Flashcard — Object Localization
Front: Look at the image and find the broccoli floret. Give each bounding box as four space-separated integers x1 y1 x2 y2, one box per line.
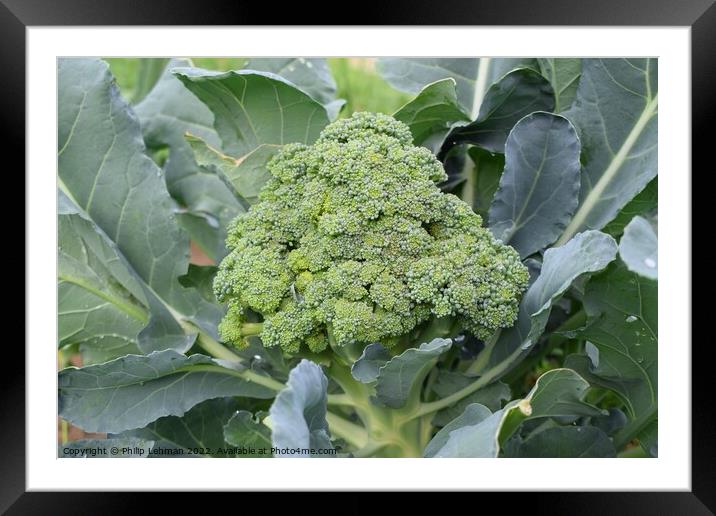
214 112 529 353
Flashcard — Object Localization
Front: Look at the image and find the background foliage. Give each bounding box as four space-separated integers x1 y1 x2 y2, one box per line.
58 57 657 459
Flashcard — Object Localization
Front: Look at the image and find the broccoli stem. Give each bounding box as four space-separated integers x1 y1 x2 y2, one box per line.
325 357 426 457
325 412 369 449
239 322 264 337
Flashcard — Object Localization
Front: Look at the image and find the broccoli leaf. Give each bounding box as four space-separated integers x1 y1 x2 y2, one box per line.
135 58 244 261
440 68 555 156
244 58 338 107
558 59 658 242
565 260 657 452
351 343 391 384
603 177 657 237
178 264 219 304
619 216 658 279
187 135 278 206
425 368 602 457
638 419 658 457
224 410 273 456
424 403 493 457
524 368 605 420
392 78 470 151
173 67 330 158
269 360 334 456
459 146 505 219
375 339 452 409
430 372 510 427
590 408 629 437
59 200 146 363
489 112 582 258
504 426 616 457
58 58 225 355
377 58 537 117
537 58 582 113
116 397 246 457
472 230 617 375
59 350 275 434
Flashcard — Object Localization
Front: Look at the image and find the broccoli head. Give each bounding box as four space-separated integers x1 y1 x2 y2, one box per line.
213 112 529 353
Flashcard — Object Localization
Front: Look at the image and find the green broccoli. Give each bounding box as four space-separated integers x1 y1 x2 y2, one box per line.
213 112 529 354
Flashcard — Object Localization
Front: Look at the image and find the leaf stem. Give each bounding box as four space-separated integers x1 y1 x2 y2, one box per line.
352 439 389 458
193 330 285 392
326 393 356 407
193 329 242 362
408 344 524 420
326 412 369 449
471 58 492 120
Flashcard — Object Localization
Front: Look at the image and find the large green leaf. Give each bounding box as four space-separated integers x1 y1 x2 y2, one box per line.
351 343 391 384
377 58 537 118
223 410 272 457
558 59 658 242
430 372 510 427
619 216 658 280
173 67 330 158
375 339 452 409
537 59 582 113
58 192 151 363
471 230 617 375
424 403 493 457
187 135 278 206
245 58 338 107
463 147 504 220
591 408 628 437
440 68 555 156
269 360 333 456
603 177 657 237
566 260 657 450
489 112 581 258
392 78 469 150
58 281 144 363
424 368 602 457
59 196 147 363
523 368 605 420
506 426 616 457
178 264 218 304
58 192 195 356
117 398 244 457
131 58 170 104
58 58 222 353
135 58 244 261
638 419 658 457
59 350 274 433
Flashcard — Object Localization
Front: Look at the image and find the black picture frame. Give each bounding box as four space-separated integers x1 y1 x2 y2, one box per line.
5 0 710 512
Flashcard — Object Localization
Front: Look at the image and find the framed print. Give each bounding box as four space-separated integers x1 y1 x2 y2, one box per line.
4 0 711 511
